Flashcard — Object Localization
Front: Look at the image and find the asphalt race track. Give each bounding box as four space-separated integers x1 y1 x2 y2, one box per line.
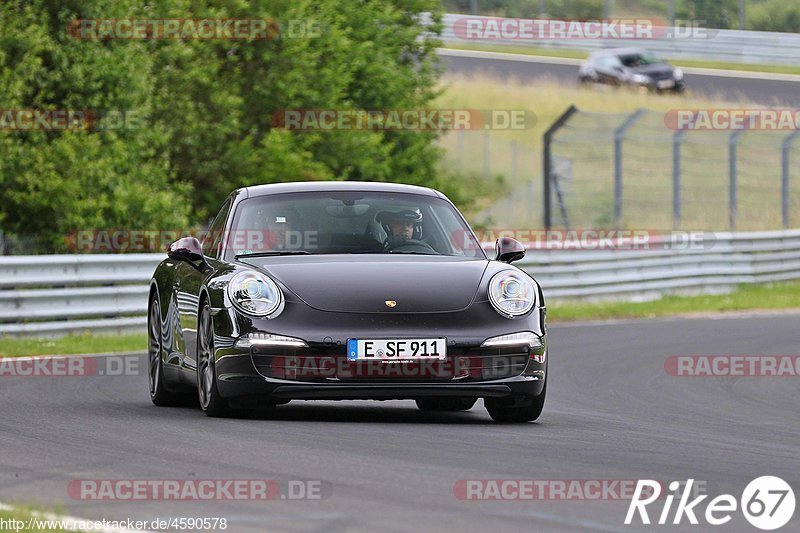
440 50 800 107
0 314 798 532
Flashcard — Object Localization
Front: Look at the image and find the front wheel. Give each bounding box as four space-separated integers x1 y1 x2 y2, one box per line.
415 398 477 412
197 303 233 417
485 382 546 423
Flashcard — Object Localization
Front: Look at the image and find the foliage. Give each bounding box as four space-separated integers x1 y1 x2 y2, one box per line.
0 0 448 252
442 0 604 18
748 0 800 32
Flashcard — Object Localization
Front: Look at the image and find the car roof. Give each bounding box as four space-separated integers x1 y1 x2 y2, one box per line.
240 181 440 198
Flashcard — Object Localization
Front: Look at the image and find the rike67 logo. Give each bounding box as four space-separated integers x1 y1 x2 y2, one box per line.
626 477 795 530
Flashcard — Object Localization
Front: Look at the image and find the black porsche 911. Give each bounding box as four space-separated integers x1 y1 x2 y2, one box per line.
579 47 685 93
148 182 547 422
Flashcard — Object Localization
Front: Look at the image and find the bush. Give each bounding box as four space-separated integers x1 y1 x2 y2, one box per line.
0 0 447 251
748 0 800 32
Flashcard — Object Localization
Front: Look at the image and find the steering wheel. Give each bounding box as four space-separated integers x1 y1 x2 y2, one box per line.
388 239 437 254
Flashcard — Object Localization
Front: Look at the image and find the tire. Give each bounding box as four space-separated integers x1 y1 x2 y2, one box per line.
485 382 547 423
148 296 189 406
197 302 234 417
415 398 477 412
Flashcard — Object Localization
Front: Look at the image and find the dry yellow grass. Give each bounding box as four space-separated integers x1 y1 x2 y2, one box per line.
438 75 800 230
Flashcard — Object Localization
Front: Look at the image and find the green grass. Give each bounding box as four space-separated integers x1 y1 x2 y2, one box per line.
0 332 146 357
0 506 81 532
550 280 800 321
439 73 800 230
446 42 587 60
444 43 800 76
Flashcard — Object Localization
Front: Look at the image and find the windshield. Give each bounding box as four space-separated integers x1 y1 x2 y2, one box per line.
222 191 485 260
619 51 662 67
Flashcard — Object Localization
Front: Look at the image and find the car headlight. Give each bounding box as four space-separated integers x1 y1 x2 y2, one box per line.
227 270 283 317
630 73 650 84
488 271 537 318
481 332 543 349
673 68 684 80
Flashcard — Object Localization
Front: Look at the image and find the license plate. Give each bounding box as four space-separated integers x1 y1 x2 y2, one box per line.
657 79 675 89
347 338 446 361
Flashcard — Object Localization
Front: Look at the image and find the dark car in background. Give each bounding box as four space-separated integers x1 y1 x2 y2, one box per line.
148 182 548 423
579 48 685 93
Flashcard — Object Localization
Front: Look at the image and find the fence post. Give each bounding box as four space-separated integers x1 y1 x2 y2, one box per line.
614 109 646 230
672 129 686 230
543 105 578 230
729 129 747 231
782 131 800 229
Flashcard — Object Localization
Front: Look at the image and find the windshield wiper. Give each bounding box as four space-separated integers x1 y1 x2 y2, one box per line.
235 250 312 258
388 250 436 255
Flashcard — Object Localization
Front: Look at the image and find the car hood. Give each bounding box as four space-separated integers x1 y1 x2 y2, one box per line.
238 255 489 313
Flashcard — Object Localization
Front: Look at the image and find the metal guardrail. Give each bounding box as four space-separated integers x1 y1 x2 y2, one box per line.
2 230 799 336
518 230 800 299
438 13 800 67
0 254 161 336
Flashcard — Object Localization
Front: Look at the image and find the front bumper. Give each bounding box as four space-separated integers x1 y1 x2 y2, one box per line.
210 300 547 402
645 78 684 92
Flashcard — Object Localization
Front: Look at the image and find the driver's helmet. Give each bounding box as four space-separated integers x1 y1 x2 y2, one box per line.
376 209 423 240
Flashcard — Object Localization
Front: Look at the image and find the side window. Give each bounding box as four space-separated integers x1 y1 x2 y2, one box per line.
598 56 613 69
202 199 232 259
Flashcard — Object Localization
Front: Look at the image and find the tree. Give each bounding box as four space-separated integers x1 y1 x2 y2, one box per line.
0 0 447 251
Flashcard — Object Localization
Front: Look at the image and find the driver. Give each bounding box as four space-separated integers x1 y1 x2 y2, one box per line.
377 209 423 250
263 213 292 251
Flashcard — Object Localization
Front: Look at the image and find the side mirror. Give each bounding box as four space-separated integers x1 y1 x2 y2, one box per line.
168 237 205 264
495 237 525 264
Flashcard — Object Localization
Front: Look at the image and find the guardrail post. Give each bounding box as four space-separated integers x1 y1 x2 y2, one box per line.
614 109 646 230
672 129 686 230
543 105 578 230
782 131 800 229
729 129 747 231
